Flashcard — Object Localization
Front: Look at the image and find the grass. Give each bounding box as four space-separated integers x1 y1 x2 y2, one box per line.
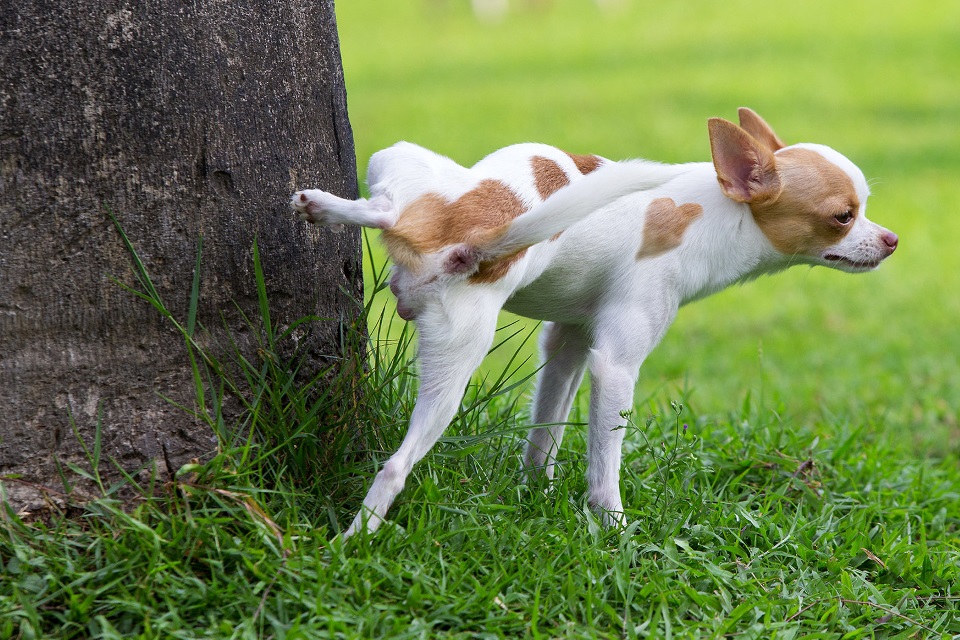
2 240 957 638
3 0 960 637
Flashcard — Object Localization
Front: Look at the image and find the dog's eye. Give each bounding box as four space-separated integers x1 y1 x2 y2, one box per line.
834 209 854 224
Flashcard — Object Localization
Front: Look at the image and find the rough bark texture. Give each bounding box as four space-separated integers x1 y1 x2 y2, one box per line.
0 0 361 508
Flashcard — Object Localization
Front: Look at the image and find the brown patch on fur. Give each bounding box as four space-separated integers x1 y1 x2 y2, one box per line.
566 152 603 175
531 156 570 199
750 148 859 256
382 179 528 281
471 248 528 283
636 198 703 260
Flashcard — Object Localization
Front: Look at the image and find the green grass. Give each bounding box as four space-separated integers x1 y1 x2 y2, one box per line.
3 0 960 637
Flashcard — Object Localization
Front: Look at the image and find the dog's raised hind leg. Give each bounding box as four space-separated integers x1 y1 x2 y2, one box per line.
343 296 501 539
291 190 397 229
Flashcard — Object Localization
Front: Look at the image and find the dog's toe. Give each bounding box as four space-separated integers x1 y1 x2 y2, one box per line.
291 189 331 224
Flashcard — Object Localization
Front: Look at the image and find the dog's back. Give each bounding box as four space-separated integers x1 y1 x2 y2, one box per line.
366 142 603 223
370 142 679 279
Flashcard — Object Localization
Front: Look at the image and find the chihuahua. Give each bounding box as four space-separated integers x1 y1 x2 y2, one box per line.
292 108 897 538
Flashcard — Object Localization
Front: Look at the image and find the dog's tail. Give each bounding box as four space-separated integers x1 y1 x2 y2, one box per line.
481 160 686 259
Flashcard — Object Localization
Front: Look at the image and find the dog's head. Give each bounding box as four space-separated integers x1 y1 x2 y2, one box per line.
708 108 898 272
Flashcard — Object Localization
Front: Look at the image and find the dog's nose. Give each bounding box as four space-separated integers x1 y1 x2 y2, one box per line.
881 230 899 252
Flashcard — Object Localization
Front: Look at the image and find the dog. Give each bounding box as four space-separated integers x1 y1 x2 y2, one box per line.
291 108 898 538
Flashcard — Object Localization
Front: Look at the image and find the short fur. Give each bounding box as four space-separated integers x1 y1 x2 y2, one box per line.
291 109 898 538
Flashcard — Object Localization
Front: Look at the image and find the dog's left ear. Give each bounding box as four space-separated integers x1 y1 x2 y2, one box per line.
737 108 786 152
708 117 783 205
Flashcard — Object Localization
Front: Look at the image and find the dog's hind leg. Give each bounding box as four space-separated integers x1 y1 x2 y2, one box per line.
522 322 590 482
343 293 502 539
291 190 397 229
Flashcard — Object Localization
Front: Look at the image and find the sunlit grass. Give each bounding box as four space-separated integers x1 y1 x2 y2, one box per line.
2 238 957 637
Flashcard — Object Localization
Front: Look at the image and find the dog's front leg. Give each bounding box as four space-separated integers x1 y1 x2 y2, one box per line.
586 306 676 527
344 301 500 539
523 322 590 482
584 345 639 526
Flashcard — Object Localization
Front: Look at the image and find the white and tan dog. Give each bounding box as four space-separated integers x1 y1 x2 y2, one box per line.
292 108 898 538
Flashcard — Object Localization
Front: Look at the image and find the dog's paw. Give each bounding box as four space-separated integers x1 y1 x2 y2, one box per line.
588 495 627 529
290 189 339 225
597 508 627 529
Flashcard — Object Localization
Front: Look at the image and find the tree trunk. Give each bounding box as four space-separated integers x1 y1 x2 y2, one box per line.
0 0 361 509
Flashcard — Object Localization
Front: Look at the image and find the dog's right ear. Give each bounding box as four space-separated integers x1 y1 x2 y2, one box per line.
708 118 783 205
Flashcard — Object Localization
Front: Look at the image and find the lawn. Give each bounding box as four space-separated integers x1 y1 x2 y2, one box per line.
2 0 959 637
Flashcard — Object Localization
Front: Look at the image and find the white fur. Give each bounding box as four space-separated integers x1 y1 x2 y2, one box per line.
291 112 897 538
485 157 688 258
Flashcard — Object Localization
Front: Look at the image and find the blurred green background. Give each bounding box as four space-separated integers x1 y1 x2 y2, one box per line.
336 0 960 457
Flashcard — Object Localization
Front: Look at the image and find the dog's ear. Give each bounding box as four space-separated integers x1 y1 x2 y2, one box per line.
737 108 785 152
708 117 783 204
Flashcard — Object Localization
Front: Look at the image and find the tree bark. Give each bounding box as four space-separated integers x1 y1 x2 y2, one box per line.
0 0 361 508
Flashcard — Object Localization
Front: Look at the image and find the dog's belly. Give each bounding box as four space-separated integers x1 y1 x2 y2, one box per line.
503 218 638 323
503 264 606 324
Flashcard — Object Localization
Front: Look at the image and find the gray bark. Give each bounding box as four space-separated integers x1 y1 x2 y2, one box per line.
0 0 361 508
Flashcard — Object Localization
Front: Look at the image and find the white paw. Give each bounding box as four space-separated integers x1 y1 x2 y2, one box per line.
597 508 627 529
589 496 627 528
290 189 338 225
342 507 385 540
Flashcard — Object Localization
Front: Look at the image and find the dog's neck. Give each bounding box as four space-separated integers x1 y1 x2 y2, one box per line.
657 162 795 305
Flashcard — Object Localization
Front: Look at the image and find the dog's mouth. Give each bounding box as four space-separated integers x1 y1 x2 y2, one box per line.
822 254 882 271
